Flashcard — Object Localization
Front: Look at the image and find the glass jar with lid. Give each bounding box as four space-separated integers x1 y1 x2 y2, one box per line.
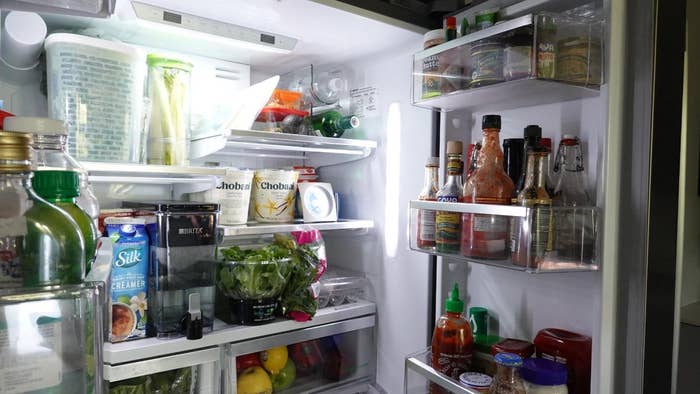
470 39 505 88
0 131 85 287
3 116 100 225
489 352 526 394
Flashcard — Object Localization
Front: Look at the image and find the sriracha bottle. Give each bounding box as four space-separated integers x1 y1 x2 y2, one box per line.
430 284 473 393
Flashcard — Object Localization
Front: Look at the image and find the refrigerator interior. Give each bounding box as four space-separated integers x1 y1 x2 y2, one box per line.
0 0 627 393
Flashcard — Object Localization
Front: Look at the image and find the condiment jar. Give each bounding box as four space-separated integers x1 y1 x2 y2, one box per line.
533 328 591 394
504 29 533 80
492 338 535 360
460 372 493 393
520 358 568 394
470 39 505 88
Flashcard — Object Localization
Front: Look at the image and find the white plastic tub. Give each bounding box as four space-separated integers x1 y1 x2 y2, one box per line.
251 169 298 223
189 168 254 225
45 33 145 163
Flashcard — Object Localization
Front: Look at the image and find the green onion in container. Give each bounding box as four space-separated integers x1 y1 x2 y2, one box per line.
146 55 192 166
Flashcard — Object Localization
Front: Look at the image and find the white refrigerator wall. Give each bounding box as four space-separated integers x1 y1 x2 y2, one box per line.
317 41 432 394
438 95 607 391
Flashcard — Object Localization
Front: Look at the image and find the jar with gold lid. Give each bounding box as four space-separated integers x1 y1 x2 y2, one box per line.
0 131 85 288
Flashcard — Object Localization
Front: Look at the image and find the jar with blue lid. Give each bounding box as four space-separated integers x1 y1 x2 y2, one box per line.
520 358 568 394
490 352 526 394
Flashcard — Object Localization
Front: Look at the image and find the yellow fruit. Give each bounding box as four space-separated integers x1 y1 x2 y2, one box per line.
237 366 272 394
260 346 289 374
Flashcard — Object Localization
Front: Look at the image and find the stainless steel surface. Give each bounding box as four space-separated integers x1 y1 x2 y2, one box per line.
219 219 374 237
413 78 600 112
227 315 375 355
102 347 220 382
404 351 480 394
410 200 528 217
414 14 534 61
104 300 376 364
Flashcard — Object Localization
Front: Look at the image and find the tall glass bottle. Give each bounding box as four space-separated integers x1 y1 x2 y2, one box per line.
417 157 440 249
489 353 527 394
461 115 514 259
502 138 524 185
540 137 555 195
552 135 590 205
512 146 552 268
514 125 542 196
0 131 85 288
33 170 99 274
551 135 595 261
436 141 463 253
3 117 100 226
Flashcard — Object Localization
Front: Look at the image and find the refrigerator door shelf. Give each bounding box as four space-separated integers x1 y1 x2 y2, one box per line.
405 348 481 394
409 200 599 273
103 300 376 365
412 12 604 112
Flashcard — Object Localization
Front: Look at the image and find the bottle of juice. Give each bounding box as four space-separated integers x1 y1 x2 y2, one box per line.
435 141 463 253
461 115 514 259
33 170 99 274
431 284 473 393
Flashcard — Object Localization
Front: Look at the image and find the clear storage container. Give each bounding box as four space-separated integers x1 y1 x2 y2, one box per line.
145 54 193 166
45 33 145 163
317 270 370 308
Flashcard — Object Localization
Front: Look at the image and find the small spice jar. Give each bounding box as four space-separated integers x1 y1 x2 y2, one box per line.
520 358 569 394
556 36 602 85
504 28 534 80
421 29 445 99
470 38 505 88
459 372 493 393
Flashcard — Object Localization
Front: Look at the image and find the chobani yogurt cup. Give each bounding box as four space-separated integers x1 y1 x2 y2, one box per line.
251 169 299 222
189 168 254 225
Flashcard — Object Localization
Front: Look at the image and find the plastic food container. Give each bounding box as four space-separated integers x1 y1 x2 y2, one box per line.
520 358 569 394
216 258 290 325
189 168 254 225
534 328 591 394
146 54 193 165
45 33 145 163
317 271 369 308
251 169 299 222
459 372 493 393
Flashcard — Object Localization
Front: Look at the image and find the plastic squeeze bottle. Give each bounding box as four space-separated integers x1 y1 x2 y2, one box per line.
430 284 473 393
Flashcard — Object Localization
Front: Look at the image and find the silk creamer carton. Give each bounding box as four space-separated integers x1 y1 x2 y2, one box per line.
105 217 149 342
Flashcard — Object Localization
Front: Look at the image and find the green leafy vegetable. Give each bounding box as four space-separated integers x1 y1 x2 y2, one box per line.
217 245 292 299
280 244 320 318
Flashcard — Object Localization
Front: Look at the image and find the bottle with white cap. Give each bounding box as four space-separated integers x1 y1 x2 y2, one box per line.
3 117 100 226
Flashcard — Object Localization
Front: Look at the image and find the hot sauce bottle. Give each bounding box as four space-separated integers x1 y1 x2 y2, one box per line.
431 284 473 394
461 115 515 259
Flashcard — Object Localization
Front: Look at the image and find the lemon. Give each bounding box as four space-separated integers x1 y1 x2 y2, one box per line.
237 366 272 394
260 346 288 374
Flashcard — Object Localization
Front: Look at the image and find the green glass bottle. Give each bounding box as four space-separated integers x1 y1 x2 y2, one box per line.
33 170 99 274
310 111 360 138
0 132 85 288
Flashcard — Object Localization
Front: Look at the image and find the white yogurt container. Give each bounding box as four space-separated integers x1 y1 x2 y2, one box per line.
251 169 298 223
189 168 254 225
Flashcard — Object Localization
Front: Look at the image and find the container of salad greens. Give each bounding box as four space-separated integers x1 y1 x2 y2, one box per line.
216 244 292 325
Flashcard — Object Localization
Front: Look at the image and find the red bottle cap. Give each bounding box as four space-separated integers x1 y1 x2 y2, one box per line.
446 16 457 27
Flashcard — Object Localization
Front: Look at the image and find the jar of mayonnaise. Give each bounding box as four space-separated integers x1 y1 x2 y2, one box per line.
520 358 568 394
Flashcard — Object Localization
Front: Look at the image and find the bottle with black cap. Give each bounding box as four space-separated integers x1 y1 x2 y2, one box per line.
461 114 514 260
514 125 542 196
